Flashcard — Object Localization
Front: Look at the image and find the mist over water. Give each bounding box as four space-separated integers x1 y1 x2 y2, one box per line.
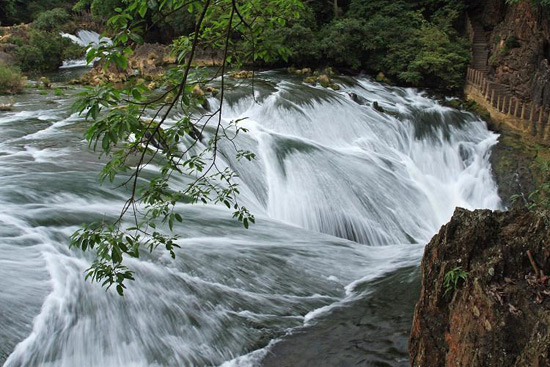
0 72 500 367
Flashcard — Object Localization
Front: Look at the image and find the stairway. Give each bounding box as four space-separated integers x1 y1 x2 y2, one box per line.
470 22 489 73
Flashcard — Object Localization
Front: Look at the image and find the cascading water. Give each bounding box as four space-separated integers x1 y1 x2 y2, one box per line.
60 30 111 68
0 72 501 367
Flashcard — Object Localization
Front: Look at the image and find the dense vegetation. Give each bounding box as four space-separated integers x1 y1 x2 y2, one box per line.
282 0 471 89
0 63 24 94
0 0 474 89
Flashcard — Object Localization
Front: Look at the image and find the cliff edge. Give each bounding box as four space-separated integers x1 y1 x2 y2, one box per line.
409 208 550 367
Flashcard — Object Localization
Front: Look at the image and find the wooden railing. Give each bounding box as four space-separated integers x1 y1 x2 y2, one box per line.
466 67 550 141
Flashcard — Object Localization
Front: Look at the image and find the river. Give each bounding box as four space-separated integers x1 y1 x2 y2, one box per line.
0 69 501 366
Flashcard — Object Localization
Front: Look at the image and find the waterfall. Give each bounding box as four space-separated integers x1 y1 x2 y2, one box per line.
60 30 112 69
0 72 501 367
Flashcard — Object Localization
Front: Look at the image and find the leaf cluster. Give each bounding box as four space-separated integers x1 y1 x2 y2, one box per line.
443 266 469 295
70 0 301 294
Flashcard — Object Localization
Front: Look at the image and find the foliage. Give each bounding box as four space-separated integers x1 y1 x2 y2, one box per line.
443 266 469 295
402 22 470 89
15 29 85 72
511 160 550 210
33 8 70 31
73 0 124 19
506 0 550 8
277 0 470 89
70 0 303 295
318 17 368 69
0 63 25 94
1 0 75 24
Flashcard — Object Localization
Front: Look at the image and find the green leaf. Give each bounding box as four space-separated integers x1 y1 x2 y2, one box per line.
138 2 148 17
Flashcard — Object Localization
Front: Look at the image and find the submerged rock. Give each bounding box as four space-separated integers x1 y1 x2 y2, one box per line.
373 101 384 113
410 208 550 367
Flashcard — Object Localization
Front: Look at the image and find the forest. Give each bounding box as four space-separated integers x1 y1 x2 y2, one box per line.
1 0 472 89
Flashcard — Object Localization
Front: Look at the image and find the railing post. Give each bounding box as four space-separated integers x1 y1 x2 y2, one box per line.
497 93 501 111
538 107 545 139
521 102 527 120
491 89 496 106
514 98 520 117
530 104 536 122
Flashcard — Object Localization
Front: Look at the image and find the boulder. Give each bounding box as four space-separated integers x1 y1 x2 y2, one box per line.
410 208 550 367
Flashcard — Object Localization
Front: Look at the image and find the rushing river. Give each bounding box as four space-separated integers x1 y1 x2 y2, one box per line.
0 70 501 367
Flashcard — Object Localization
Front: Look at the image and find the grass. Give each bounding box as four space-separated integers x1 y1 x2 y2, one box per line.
0 64 25 95
443 266 469 295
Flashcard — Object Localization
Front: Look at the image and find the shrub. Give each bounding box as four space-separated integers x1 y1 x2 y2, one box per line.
33 8 69 31
0 64 25 94
73 0 124 19
15 30 85 72
319 18 368 69
402 23 470 90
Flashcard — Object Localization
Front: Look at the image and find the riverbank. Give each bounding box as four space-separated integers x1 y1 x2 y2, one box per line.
464 82 550 209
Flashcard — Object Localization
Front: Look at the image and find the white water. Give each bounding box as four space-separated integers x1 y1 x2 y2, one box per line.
60 30 111 48
0 73 501 366
60 30 111 69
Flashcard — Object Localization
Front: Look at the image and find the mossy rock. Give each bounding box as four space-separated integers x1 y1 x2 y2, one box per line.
304 76 317 85
318 74 330 88
376 72 391 84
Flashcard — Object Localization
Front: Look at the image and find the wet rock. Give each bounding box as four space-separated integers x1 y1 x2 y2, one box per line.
348 92 368 105
0 98 14 111
410 208 550 367
304 76 317 85
318 74 330 88
230 70 254 79
288 67 312 75
192 84 205 97
373 101 385 113
205 86 219 97
376 72 391 84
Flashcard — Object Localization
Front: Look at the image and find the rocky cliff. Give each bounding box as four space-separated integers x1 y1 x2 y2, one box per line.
409 208 550 367
468 0 550 106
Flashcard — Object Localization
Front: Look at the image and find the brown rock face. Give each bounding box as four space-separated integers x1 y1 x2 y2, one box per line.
471 0 550 105
410 208 550 367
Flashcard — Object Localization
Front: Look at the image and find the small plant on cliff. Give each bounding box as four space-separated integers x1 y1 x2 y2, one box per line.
511 160 550 210
443 266 469 295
